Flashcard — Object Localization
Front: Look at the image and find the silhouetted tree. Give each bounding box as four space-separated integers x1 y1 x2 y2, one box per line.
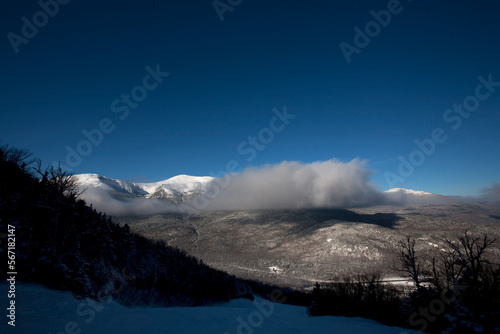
398 236 424 291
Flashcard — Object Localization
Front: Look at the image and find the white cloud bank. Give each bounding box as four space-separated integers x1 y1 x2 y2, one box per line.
76 160 499 216
77 159 388 215
77 186 184 216
194 159 386 211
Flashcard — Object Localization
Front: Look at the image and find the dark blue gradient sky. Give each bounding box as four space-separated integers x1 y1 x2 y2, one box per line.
1 0 499 196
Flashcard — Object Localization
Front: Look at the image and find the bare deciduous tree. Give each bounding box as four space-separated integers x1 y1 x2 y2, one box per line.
398 236 423 290
446 231 496 285
32 160 85 199
0 144 36 170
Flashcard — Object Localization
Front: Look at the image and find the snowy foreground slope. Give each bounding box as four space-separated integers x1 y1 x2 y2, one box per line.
5 283 417 334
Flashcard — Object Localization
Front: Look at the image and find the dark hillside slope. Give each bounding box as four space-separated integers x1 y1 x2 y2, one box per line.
0 146 248 306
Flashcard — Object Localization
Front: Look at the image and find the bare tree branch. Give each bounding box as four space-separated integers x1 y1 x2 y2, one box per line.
398 236 423 290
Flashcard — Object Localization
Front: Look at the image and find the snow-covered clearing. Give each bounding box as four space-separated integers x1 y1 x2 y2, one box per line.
3 283 417 334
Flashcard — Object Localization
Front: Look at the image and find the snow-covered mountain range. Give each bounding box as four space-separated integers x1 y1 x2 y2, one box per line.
73 173 442 215
75 173 438 202
74 173 215 204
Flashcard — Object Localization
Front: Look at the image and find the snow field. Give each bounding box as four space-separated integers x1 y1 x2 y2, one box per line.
2 283 419 334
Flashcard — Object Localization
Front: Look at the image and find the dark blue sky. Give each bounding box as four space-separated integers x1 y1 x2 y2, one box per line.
1 0 499 196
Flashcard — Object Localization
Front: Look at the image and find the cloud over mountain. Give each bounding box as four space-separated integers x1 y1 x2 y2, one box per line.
76 159 470 216
199 159 386 211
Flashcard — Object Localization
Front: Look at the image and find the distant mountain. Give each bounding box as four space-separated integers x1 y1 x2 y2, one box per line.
79 175 443 203
143 175 215 203
75 174 455 216
385 188 436 197
74 173 214 205
384 187 448 206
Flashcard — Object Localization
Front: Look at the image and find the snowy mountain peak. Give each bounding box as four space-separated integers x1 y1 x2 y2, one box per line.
135 174 214 195
159 174 215 190
74 173 215 206
385 188 434 196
